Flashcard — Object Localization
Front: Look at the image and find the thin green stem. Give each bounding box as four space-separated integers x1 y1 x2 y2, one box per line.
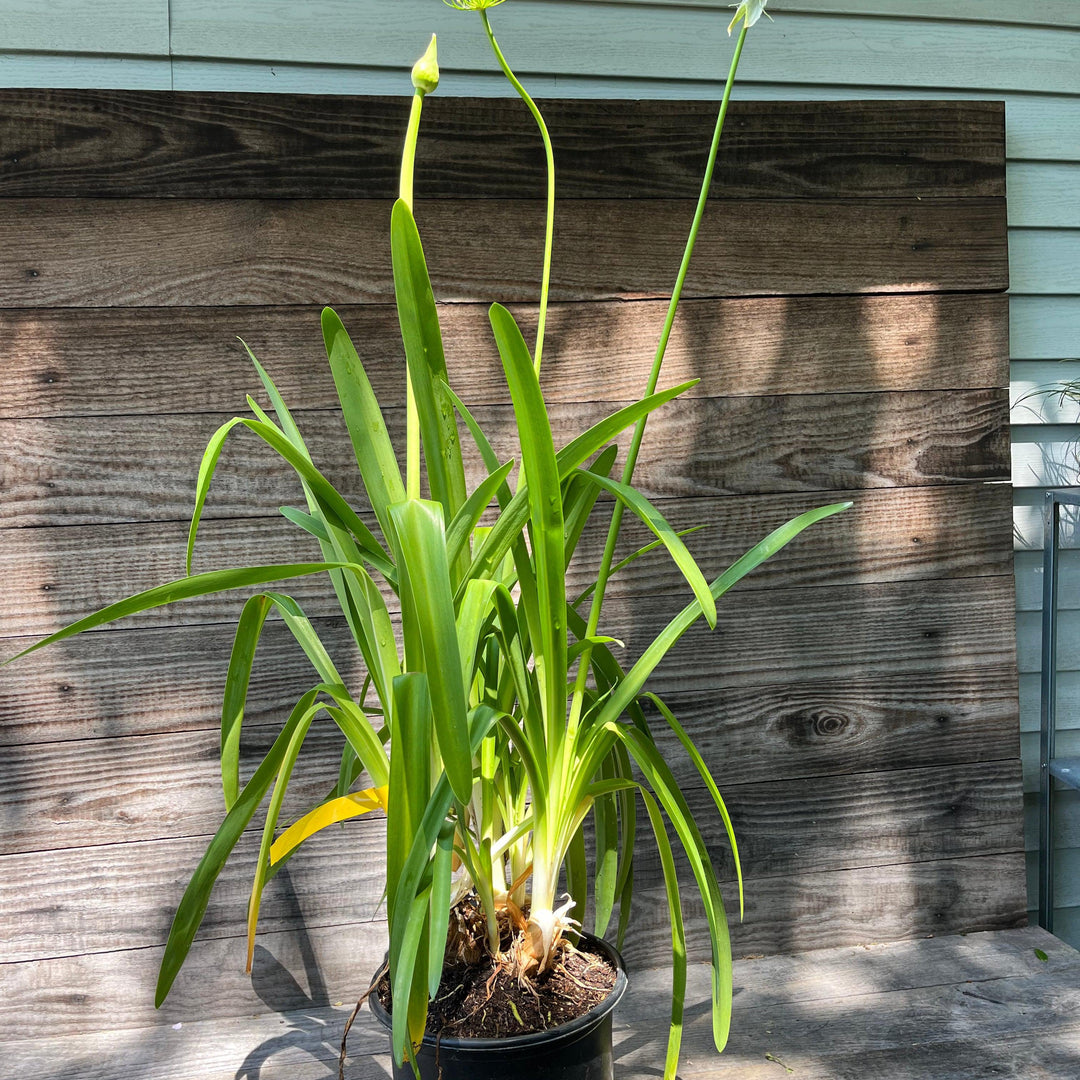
566 26 750 743
400 90 424 499
481 10 555 376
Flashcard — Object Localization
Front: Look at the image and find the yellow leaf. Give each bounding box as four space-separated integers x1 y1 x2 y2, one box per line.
269 786 389 866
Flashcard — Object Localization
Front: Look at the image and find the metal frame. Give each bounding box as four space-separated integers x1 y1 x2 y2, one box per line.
1039 489 1080 931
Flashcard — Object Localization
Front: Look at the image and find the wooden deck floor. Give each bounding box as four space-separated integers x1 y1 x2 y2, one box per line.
10 927 1078 1080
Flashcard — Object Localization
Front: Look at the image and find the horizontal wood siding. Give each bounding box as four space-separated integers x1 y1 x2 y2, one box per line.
0 92 1019 1051
162 4 1079 96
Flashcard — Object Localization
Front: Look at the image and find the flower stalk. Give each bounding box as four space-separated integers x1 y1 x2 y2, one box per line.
477 7 555 375
567 23 751 749
401 34 440 499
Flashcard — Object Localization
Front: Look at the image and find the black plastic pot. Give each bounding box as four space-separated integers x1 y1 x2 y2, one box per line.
368 934 628 1080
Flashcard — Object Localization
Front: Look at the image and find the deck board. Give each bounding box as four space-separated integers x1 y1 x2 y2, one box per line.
7 929 1076 1079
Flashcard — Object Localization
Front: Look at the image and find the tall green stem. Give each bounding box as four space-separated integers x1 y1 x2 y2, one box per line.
400 90 424 499
567 26 750 742
481 10 555 376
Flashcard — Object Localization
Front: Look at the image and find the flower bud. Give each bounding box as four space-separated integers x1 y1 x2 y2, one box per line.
411 34 440 96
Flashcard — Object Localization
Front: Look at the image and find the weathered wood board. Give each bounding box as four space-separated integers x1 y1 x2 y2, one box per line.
6 929 1075 1077
0 93 1018 1044
0 389 1009 523
0 196 1007 307
0 484 1014 639
0 94 1006 200
1 294 1008 419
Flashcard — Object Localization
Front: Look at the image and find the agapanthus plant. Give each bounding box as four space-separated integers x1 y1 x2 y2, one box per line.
8 1 848 1076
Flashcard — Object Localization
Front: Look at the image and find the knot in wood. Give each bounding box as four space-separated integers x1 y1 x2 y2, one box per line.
776 708 853 745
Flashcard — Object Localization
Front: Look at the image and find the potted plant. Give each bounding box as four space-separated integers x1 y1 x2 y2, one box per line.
8 1 848 1077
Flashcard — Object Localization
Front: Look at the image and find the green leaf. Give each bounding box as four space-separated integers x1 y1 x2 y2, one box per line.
156 687 323 1006
279 505 331 545
243 341 312 456
640 788 686 1080
611 723 732 1053
388 672 432 930
573 526 707 607
463 381 696 595
646 691 743 918
1035 948 1050 962
334 559 402 737
5 562 360 664
321 307 406 542
489 302 566 748
221 594 274 810
387 707 497 1062
445 384 509 500
186 416 246 576
612 739 637 935
222 591 365 817
390 500 474 805
246 700 318 971
594 502 852 731
261 592 343 686
578 470 716 628
391 883 432 1063
565 603 650 737
428 817 456 998
239 417 396 582
390 201 468 529
323 698 390 790
563 444 618 568
456 577 501 692
445 458 515 571
565 823 588 932
592 753 620 937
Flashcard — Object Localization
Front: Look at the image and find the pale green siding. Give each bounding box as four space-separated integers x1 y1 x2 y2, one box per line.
2 0 1078 941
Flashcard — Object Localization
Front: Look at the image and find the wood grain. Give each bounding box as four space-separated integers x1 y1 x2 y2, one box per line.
0 825 382 963
624 854 1028 965
622 0 1080 28
0 485 1014 637
7 929 1077 1078
0 389 1009 526
0 702 1020 859
0 292 1009 420
0 857 1029 1040
5 928 1077 1078
0 722 352 855
0 618 364 746
642 670 1021 786
0 915 390 1038
0 756 1022 960
0 197 1008 308
0 574 1018 746
0 92 1021 1053
685 758 1025 883
0 93 1005 199
0 659 1021 791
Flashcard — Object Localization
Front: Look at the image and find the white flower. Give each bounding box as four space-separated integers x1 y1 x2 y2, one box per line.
728 0 770 35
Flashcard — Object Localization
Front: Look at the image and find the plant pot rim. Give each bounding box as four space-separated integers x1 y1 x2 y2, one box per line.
368 932 628 1054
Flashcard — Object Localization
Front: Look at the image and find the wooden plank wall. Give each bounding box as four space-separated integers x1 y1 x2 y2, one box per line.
0 93 1021 1041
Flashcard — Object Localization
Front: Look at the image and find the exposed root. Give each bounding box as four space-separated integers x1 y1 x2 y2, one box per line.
374 903 617 1042
517 895 580 979
339 964 383 1080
